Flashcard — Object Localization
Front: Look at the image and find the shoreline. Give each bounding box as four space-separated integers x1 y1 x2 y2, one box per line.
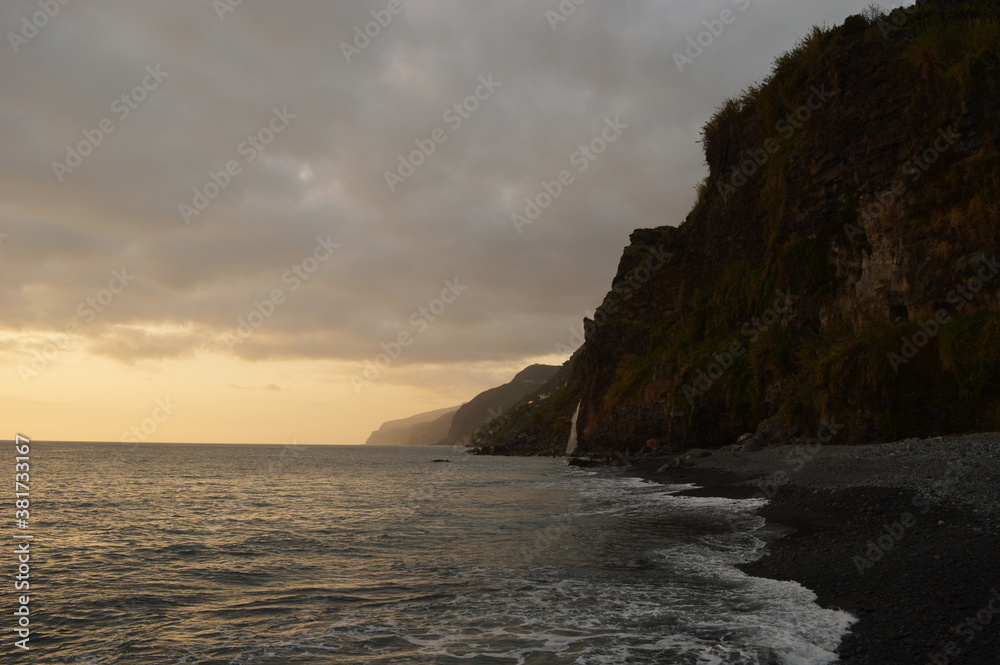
617 434 1000 664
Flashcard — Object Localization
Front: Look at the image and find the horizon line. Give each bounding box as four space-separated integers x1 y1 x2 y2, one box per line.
3 439 364 447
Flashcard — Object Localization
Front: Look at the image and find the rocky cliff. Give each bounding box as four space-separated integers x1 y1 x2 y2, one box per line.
482 1 1000 456
364 406 458 446
365 364 560 448
437 364 559 445
404 410 457 446
470 358 579 455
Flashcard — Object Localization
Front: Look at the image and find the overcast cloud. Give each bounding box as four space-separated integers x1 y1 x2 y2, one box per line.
2 0 897 405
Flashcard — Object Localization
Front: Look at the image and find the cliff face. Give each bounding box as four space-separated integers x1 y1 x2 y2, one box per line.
364 406 458 446
471 358 580 455
439 364 559 445
405 411 456 446
487 2 1000 455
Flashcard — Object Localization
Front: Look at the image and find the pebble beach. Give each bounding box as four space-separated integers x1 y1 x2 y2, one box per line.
628 433 1000 664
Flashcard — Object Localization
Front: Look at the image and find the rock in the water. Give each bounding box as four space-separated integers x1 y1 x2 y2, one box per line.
431 459 452 463
568 457 607 468
686 449 712 459
740 437 764 453
658 458 684 472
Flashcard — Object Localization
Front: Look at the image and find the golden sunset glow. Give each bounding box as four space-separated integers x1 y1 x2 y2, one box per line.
1 0 891 444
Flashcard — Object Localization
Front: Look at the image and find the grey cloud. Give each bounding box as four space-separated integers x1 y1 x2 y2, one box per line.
1 0 898 369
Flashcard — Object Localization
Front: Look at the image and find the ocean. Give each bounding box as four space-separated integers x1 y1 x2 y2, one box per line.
4 442 854 664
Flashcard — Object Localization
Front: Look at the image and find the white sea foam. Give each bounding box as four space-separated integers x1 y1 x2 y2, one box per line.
296 470 855 664
605 477 854 665
31 444 856 665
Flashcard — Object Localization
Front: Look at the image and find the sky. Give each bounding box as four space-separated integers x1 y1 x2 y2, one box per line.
0 0 901 445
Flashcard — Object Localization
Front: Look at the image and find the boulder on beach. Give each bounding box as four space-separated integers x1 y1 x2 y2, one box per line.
568 458 607 468
657 458 684 472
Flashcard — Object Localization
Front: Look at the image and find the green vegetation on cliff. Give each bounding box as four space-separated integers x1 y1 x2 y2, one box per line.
482 0 1000 455
471 358 580 455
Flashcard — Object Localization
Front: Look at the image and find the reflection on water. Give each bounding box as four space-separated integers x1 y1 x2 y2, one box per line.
1 442 851 664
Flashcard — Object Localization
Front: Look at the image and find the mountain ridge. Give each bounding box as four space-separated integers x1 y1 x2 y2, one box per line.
364 363 560 447
364 406 459 446
437 364 560 446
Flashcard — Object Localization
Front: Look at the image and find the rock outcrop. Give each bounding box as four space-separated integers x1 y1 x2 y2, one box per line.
437 364 559 445
365 364 560 448
482 2 1000 456
364 406 459 446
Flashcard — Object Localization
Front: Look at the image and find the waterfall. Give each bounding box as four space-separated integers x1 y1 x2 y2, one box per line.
565 402 581 455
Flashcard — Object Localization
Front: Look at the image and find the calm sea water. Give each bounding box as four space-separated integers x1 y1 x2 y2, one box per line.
2 443 853 664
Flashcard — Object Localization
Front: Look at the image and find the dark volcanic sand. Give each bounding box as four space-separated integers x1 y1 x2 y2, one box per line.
618 444 1000 665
